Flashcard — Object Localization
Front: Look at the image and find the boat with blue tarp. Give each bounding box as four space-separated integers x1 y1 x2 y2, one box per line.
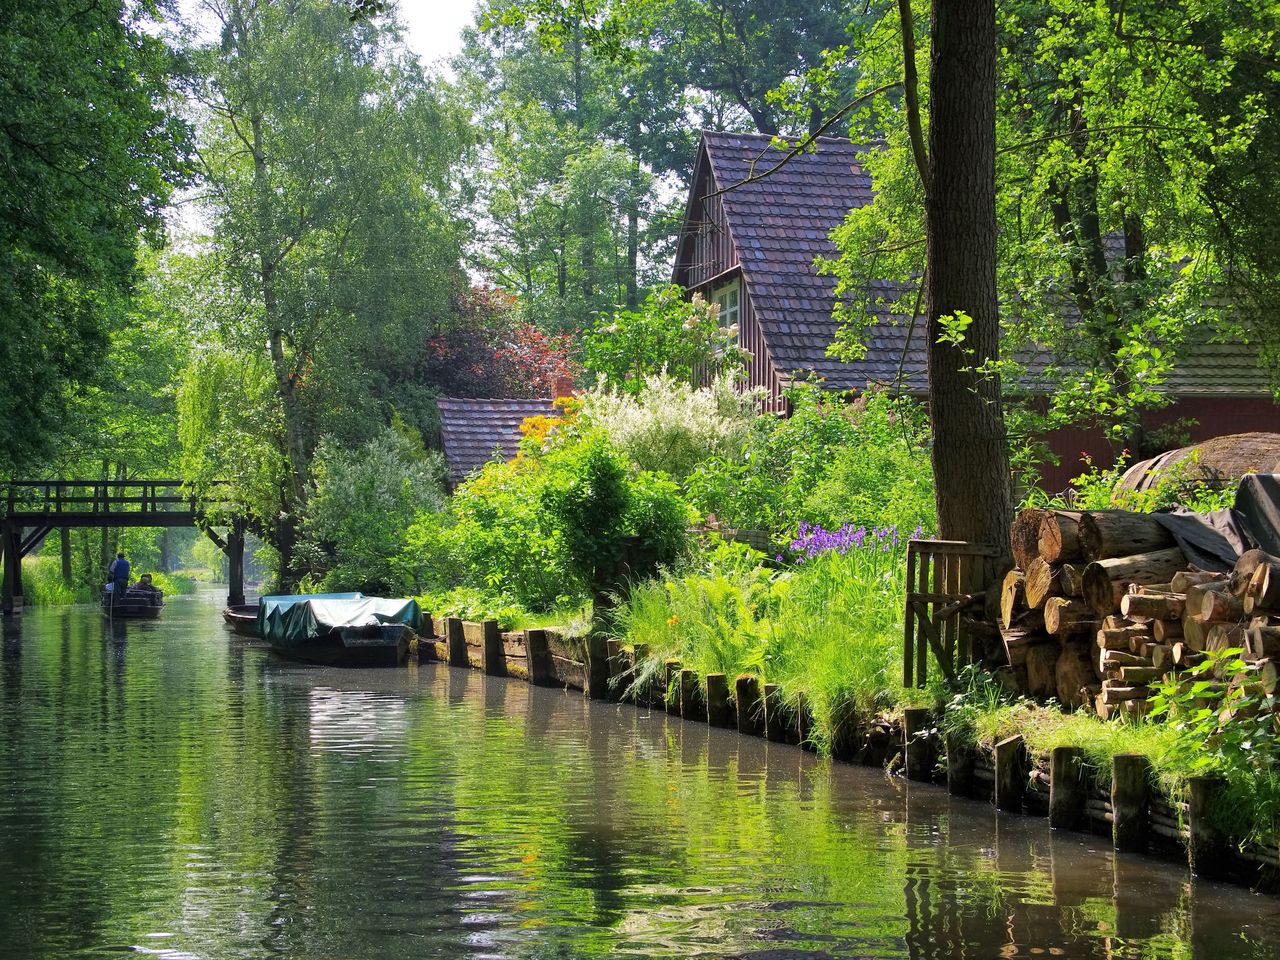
257 593 421 665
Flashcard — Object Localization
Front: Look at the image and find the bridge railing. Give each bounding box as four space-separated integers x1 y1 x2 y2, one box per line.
4 480 230 517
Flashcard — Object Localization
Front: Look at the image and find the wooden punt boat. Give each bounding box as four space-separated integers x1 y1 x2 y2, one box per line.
259 594 422 667
222 603 260 637
272 622 417 666
101 588 164 619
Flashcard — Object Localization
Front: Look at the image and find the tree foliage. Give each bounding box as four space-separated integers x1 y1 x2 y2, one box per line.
822 0 1280 455
0 0 189 474
582 285 743 391
455 12 685 330
418 286 579 399
300 427 447 593
183 0 469 581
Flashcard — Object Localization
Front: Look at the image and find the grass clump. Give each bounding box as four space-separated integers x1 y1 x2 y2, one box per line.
613 530 914 752
21 555 91 605
942 667 1187 787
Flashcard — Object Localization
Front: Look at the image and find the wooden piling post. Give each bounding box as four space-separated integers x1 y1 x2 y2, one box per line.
764 683 787 742
526 629 552 685
735 675 764 737
904 708 933 782
586 634 610 700
617 643 636 703
664 659 682 715
994 735 1027 812
1188 776 1230 880
945 732 974 796
1111 753 1152 852
446 617 468 668
226 517 246 607
705 673 731 727
796 694 816 750
679 669 705 721
481 619 504 676
1048 746 1086 831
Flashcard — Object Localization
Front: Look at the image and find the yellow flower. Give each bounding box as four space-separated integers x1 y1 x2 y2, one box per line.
666 615 679 627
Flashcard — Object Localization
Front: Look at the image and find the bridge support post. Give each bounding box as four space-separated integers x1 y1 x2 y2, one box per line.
227 518 246 608
2 522 23 615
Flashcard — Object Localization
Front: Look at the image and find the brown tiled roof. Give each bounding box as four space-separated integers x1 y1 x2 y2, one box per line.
436 398 555 484
699 131 915 391
697 130 1273 398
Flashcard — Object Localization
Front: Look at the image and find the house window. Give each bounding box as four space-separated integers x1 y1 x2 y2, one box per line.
713 280 740 332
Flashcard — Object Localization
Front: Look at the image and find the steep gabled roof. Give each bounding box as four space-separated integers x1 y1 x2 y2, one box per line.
682 130 1272 398
684 131 920 392
436 398 555 484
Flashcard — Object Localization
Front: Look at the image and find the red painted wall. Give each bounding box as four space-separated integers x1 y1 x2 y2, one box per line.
1036 396 1280 493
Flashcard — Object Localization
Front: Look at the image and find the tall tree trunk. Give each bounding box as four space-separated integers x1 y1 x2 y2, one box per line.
925 0 1013 557
226 0 306 589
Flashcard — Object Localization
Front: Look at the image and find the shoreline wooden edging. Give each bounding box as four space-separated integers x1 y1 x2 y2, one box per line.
416 618 1278 895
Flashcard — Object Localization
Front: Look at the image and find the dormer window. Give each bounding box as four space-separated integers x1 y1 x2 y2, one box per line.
714 280 740 332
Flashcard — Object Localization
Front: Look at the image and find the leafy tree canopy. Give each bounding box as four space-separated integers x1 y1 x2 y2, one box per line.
0 0 190 474
815 0 1280 454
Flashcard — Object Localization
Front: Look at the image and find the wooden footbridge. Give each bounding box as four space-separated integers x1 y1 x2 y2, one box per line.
2 479 247 613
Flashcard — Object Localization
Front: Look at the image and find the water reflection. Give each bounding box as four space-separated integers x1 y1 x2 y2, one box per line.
1 593 1279 958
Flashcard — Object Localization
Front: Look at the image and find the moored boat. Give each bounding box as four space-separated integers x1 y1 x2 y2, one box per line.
222 603 260 637
258 594 421 666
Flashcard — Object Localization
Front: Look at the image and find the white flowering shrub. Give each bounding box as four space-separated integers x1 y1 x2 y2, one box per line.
579 372 763 481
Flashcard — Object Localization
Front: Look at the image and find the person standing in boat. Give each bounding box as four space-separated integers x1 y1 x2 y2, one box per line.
108 552 130 594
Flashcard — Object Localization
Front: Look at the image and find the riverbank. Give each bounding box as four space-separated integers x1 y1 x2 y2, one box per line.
19 554 198 605
418 612 1280 894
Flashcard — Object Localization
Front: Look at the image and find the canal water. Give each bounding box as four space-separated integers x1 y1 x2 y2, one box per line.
2 592 1279 959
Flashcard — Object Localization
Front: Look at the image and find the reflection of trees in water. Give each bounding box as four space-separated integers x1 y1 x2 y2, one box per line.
3 605 1280 959
259 681 475 957
895 807 1251 960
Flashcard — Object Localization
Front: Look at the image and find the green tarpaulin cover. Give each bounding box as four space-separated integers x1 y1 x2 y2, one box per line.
258 594 422 650
257 592 363 638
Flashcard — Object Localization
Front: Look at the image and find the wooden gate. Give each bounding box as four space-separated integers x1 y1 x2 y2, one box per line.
904 539 993 687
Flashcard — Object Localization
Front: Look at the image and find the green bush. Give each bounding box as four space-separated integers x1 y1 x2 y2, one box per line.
444 453 571 609
686 385 935 538
800 395 936 535
539 433 692 602
577 372 760 482
1026 449 1237 513
300 426 447 594
394 507 467 596
413 430 692 612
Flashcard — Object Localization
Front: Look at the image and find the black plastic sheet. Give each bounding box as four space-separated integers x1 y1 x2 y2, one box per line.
1146 474 1280 570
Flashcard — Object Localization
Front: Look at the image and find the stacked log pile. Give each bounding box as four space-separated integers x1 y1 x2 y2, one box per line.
1001 508 1280 718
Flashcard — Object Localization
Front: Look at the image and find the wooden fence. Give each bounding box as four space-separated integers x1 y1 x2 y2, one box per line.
904 539 993 687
